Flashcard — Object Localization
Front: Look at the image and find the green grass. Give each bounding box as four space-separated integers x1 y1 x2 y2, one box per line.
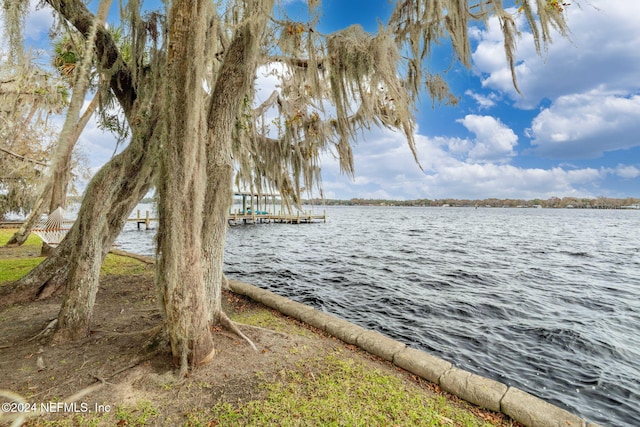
21 400 158 427
0 229 46 283
21 352 501 427
0 228 44 249
230 307 312 337
114 400 160 426
0 257 46 283
101 253 152 277
0 229 151 284
188 353 495 427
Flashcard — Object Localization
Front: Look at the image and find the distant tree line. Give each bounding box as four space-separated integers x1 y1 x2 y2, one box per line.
306 196 640 209
68 195 640 210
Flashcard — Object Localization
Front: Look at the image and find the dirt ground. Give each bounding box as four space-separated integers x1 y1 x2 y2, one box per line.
0 244 519 426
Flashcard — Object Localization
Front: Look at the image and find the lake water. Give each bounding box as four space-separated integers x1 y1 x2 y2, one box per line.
116 205 640 426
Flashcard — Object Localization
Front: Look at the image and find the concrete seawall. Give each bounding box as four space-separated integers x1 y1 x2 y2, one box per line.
229 279 604 427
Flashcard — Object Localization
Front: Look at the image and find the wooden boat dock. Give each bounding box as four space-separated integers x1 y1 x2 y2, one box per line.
126 189 326 229
2 209 326 231
125 208 326 229
227 191 326 225
2 192 325 231
128 210 155 230
227 210 326 225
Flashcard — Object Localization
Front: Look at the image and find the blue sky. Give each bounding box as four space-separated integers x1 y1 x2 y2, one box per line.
13 0 640 200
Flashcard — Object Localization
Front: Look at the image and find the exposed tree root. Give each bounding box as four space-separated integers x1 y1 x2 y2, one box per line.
194 347 216 368
0 348 159 426
239 323 292 338
104 351 162 380
0 390 29 427
26 318 58 342
90 324 163 338
63 381 106 404
219 311 258 352
0 318 58 349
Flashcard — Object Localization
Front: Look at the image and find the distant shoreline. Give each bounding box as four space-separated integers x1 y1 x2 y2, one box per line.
305 197 640 209
61 195 640 210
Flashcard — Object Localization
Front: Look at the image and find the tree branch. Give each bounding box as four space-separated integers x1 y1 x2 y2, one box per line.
253 90 281 117
45 0 137 117
0 146 48 167
266 55 326 70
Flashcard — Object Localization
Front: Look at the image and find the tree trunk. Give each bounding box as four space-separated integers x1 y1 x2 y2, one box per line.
157 0 214 372
52 122 157 342
0 125 157 312
201 161 232 325
202 0 274 324
50 94 101 213
3 0 159 341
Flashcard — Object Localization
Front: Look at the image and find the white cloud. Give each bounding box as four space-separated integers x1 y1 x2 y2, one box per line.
440 136 473 157
528 92 640 158
615 165 640 179
75 98 126 170
464 90 498 109
456 115 518 163
25 1 54 43
421 163 603 200
472 0 640 108
319 127 609 200
464 0 640 184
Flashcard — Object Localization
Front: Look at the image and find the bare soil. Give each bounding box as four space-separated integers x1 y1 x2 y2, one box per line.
0 244 518 426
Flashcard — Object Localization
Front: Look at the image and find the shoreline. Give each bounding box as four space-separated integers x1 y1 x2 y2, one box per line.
1 238 604 426
109 247 604 427
228 278 603 427
1 241 517 426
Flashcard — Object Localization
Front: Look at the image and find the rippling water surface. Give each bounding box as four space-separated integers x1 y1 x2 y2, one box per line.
117 206 640 426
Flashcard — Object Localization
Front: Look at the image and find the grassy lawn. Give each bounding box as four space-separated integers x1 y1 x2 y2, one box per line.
0 229 152 284
187 354 496 427
0 230 46 283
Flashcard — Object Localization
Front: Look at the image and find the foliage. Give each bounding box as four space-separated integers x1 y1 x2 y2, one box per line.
211 1 566 221
229 0 571 205
0 58 67 220
0 1 573 214
0 16 123 222
0 0 29 60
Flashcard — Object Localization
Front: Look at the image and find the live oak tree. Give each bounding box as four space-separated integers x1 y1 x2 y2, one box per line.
1 0 569 373
5 32 102 247
0 0 159 327
0 59 67 221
